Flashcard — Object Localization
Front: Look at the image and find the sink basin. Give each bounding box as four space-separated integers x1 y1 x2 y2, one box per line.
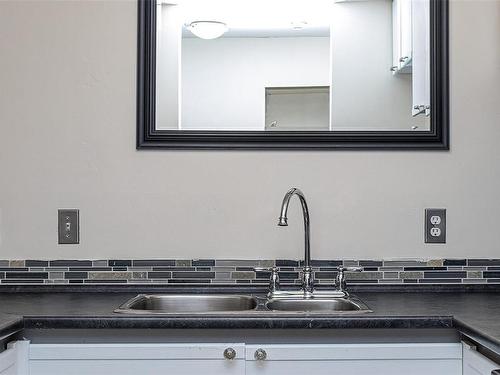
266 297 371 313
115 294 258 314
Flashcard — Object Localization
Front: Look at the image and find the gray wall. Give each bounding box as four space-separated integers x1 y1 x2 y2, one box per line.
0 0 499 260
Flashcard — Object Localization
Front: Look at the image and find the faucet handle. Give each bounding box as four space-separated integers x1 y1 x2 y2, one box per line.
254 266 279 273
335 266 363 295
337 266 363 273
254 267 280 296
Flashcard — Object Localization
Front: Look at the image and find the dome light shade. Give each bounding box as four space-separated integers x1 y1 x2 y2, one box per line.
187 21 228 39
291 21 308 30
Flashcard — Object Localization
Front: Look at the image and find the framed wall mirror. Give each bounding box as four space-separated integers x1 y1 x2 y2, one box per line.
137 0 448 149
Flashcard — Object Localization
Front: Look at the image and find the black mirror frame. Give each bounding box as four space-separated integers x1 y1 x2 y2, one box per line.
137 0 449 150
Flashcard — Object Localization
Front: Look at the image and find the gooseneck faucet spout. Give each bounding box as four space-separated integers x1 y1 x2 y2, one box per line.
278 188 313 294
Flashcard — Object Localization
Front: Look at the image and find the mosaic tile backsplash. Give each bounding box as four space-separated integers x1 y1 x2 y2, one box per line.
0 259 499 285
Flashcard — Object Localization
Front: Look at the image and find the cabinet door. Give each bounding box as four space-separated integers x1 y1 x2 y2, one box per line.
29 343 245 375
0 341 29 375
246 343 462 375
411 0 430 116
463 342 500 375
392 0 402 70
392 0 412 72
399 0 413 66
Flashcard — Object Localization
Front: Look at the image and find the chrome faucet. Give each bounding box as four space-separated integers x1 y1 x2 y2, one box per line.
278 188 314 295
257 188 363 300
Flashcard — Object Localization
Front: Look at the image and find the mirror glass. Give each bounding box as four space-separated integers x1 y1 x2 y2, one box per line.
155 0 430 132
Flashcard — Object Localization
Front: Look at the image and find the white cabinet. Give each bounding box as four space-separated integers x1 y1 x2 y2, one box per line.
392 0 412 73
392 0 401 70
392 0 431 116
463 342 500 375
245 343 462 375
0 341 28 375
8 339 500 375
29 343 246 375
411 0 430 117
399 0 413 67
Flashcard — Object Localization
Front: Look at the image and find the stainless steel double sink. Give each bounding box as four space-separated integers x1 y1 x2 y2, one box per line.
114 294 371 314
114 189 373 316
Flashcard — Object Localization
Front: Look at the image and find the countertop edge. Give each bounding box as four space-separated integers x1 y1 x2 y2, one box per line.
0 314 24 340
453 316 500 355
21 315 454 330
6 314 496 352
11 315 498 355
0 314 496 357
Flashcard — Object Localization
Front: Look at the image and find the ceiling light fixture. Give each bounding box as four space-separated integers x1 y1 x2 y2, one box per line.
187 21 228 39
291 21 308 30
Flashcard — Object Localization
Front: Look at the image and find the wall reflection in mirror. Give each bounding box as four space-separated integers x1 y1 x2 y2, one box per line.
155 0 430 132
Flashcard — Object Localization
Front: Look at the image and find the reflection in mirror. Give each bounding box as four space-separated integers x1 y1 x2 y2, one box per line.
266 87 330 131
155 0 430 132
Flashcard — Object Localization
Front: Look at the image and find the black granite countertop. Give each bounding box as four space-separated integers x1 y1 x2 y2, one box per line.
0 313 23 338
0 291 498 355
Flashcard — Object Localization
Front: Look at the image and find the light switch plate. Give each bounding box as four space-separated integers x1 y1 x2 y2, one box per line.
425 208 446 243
58 209 79 244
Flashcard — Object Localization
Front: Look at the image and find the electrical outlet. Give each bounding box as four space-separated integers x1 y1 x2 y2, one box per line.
425 208 446 243
430 227 441 237
58 209 79 244
430 215 441 225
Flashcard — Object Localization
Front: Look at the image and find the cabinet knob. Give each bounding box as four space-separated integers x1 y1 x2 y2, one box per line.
223 347 236 360
254 348 267 361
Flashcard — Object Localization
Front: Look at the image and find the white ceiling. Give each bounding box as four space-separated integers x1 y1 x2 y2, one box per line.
162 0 333 38
182 26 330 38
